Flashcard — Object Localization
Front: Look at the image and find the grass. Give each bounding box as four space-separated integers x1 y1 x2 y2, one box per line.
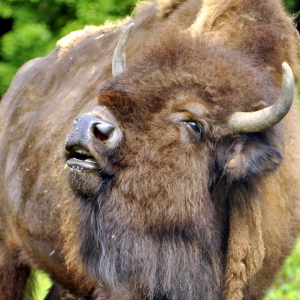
263 236 300 300
34 237 300 299
34 270 52 300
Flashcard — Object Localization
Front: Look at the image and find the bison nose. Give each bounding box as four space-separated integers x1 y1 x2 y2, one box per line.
66 115 117 152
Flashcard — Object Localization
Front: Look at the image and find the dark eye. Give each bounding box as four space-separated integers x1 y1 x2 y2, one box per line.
183 121 202 134
179 120 205 141
187 121 200 132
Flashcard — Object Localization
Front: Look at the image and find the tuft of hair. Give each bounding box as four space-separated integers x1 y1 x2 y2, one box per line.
56 17 133 58
156 0 187 18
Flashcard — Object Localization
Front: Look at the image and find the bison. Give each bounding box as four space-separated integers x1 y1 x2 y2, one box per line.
1 0 300 299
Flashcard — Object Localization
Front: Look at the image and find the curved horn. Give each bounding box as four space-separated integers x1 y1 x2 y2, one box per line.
112 23 134 77
227 62 294 132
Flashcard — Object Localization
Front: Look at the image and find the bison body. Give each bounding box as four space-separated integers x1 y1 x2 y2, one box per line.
1 0 300 299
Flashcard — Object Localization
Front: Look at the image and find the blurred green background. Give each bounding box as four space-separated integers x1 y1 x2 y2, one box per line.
0 0 300 299
0 0 137 97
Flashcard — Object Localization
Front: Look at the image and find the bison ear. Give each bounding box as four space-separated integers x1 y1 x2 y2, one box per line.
224 140 283 182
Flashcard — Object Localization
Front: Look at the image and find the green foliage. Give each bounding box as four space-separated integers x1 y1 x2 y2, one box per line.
0 0 136 97
1 23 53 66
0 61 17 96
264 236 300 300
283 0 298 12
33 270 52 300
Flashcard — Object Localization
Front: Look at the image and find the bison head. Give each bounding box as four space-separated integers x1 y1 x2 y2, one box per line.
64 25 293 299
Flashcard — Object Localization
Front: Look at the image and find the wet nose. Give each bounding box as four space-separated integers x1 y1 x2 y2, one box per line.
66 115 117 151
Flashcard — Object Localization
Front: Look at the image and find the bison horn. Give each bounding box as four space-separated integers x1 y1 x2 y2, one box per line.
227 62 294 132
112 23 134 76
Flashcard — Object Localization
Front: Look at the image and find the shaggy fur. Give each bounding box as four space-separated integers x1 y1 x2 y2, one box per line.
56 17 133 58
0 0 300 299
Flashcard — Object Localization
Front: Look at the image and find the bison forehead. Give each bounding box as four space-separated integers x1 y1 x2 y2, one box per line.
98 28 278 126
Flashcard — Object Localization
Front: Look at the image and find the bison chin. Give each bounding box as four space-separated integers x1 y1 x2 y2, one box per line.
65 148 114 197
66 166 112 197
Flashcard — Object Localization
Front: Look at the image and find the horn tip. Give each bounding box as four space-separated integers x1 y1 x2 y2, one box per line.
282 62 293 75
281 61 294 90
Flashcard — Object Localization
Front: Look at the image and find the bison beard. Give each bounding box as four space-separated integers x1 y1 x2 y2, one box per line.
78 164 224 300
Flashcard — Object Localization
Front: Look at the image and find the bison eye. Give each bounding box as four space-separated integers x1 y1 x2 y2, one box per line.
179 120 204 141
184 121 202 134
187 122 200 132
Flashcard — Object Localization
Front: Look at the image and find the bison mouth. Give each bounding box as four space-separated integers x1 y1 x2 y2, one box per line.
66 147 99 171
65 146 112 177
65 145 114 197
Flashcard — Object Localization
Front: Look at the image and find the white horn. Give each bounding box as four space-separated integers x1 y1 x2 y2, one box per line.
112 23 134 77
227 62 294 132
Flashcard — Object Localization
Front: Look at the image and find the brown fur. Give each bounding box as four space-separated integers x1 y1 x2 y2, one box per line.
56 17 133 58
0 0 300 299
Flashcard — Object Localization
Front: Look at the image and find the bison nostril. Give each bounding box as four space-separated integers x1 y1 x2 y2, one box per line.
93 122 115 142
73 118 79 126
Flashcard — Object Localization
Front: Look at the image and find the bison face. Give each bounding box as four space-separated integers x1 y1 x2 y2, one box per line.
65 95 217 228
